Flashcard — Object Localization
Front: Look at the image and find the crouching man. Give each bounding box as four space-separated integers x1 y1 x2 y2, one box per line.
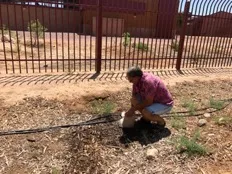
125 66 173 127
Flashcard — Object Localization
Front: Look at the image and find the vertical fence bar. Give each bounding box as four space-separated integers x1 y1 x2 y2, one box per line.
27 3 35 73
203 1 219 68
96 0 102 73
20 4 28 73
90 5 93 71
68 3 71 72
127 2 133 69
119 17 123 70
148 0 155 69
35 5 41 73
207 1 223 68
61 5 65 72
55 0 59 72
142 0 149 69
73 0 76 72
48 3 53 72
105 17 108 71
84 10 87 72
162 0 172 69
13 3 21 73
79 10 81 71
170 0 179 69
0 4 8 74
218 2 231 67
41 5 47 73
195 0 208 68
176 1 190 70
156 0 164 69
123 0 128 70
109 1 113 71
114 17 119 70
152 0 160 69
191 0 204 69
132 3 138 67
6 3 15 73
212 2 226 67
224 5 232 67
136 1 143 67
171 0 183 68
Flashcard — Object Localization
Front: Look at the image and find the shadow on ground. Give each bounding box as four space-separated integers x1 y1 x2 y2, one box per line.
120 121 171 146
0 68 231 86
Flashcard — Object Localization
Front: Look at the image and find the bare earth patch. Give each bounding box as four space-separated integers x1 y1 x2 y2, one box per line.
0 69 231 174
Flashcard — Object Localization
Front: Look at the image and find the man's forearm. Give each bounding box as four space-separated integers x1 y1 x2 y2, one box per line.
133 102 148 111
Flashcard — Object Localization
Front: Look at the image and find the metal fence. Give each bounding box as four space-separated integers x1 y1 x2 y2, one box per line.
0 0 231 74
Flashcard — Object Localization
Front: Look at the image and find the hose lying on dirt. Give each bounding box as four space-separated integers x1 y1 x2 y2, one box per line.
0 98 231 136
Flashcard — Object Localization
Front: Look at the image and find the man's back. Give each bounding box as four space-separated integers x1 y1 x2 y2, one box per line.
133 72 173 106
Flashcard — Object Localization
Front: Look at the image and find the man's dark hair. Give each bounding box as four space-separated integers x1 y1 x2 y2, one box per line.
127 66 143 77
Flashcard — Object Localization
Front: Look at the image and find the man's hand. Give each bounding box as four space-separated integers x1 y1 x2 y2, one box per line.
125 107 136 117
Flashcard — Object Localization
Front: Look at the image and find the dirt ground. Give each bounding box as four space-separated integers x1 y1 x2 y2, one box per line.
0 68 231 174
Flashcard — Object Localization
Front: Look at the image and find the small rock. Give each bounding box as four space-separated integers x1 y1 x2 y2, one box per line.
208 133 215 136
198 119 207 127
204 113 211 118
146 148 158 159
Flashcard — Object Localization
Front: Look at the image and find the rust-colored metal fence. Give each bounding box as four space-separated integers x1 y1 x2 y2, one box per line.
0 0 231 74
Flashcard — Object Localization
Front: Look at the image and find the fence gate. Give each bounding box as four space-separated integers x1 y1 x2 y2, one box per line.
0 0 231 74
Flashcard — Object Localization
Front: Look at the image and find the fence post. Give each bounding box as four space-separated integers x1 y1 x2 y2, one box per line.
176 1 190 70
96 0 103 73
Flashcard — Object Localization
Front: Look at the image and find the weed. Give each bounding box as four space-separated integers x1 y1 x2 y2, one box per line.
122 32 131 47
1 25 17 42
214 116 232 126
192 128 201 141
173 132 207 156
91 100 115 115
171 115 186 130
133 42 148 51
209 98 224 110
171 40 179 52
51 167 60 174
181 100 196 115
28 19 47 46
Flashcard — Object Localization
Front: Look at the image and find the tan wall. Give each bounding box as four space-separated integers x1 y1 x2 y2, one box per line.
82 0 178 38
82 0 160 37
0 4 81 32
0 0 178 38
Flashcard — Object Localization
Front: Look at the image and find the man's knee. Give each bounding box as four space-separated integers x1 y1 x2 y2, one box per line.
141 109 152 117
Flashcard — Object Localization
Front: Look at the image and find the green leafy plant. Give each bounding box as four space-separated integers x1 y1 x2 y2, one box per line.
213 116 232 126
181 100 196 115
173 131 208 156
133 42 149 51
51 167 61 174
209 98 224 110
171 115 186 130
91 100 115 115
1 24 17 41
122 32 131 46
28 19 47 46
1 24 9 36
171 40 179 52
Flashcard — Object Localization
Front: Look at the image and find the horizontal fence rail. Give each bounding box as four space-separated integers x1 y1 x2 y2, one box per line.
0 0 231 74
